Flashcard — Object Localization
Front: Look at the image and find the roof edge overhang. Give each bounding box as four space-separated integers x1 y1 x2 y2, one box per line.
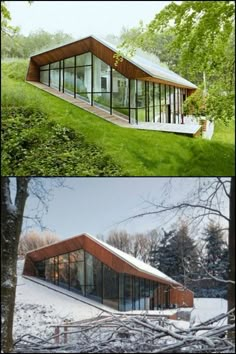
24 233 182 288
27 35 197 90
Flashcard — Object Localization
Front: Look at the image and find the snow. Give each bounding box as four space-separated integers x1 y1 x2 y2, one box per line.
191 298 227 324
85 233 180 285
2 279 14 288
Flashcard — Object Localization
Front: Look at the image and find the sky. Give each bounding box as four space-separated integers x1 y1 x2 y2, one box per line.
21 177 230 241
8 1 171 38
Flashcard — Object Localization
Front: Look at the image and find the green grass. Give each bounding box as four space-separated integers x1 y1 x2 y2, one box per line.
1 60 235 176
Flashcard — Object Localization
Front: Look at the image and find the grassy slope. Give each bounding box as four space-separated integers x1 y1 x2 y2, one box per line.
2 60 235 176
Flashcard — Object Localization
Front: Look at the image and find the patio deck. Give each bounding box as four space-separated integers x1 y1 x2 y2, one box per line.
27 81 201 136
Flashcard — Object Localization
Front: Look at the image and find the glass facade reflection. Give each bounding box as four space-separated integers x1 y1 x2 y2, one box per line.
39 52 186 124
34 248 171 311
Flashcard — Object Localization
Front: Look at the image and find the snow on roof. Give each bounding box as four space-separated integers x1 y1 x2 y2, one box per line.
84 233 179 286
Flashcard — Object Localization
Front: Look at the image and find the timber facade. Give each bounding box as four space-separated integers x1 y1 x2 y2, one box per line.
26 35 197 125
23 233 194 311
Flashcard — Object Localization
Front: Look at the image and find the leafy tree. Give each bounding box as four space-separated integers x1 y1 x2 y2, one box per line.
121 1 235 123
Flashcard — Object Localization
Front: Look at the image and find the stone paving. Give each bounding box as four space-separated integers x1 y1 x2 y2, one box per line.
27 81 201 136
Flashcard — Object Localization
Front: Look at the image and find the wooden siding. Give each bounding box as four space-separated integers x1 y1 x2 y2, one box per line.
26 36 197 91
23 233 194 307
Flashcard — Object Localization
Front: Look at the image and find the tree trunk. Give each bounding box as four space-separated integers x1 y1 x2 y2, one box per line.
228 177 235 324
1 177 29 353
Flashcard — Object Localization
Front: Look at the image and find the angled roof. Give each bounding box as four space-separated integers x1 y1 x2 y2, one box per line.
27 35 197 89
24 232 179 287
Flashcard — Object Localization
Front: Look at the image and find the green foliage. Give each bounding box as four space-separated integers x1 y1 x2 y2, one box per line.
1 29 74 58
122 1 235 123
184 88 206 116
1 61 235 176
1 68 123 176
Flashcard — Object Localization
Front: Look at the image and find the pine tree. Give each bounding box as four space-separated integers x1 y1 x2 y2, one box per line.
203 222 228 277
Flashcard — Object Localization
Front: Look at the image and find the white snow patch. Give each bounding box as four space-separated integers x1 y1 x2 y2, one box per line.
2 279 14 288
191 298 227 324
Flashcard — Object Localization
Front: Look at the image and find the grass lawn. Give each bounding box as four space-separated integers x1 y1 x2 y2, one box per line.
1 60 235 176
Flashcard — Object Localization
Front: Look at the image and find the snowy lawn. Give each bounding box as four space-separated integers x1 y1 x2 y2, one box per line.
13 261 232 353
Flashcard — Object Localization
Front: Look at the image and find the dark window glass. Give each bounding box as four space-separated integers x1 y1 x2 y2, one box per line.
85 252 102 302
58 253 69 263
124 274 132 311
70 261 85 295
58 262 69 289
103 264 119 310
35 261 45 278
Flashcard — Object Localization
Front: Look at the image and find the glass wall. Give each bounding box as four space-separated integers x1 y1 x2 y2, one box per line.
34 248 172 311
39 52 187 125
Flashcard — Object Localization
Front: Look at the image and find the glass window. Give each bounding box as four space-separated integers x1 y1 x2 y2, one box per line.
119 273 125 311
112 69 129 119
103 265 119 309
45 258 54 283
76 66 91 95
50 69 59 90
50 61 60 69
130 80 136 108
58 253 69 263
124 274 132 311
64 57 75 68
64 67 74 95
70 261 85 295
69 249 84 262
85 252 102 302
40 64 49 70
76 53 91 66
93 93 110 110
133 277 140 310
35 261 45 278
93 55 110 93
40 70 49 85
140 278 145 310
170 86 175 123
58 262 69 289
154 83 160 123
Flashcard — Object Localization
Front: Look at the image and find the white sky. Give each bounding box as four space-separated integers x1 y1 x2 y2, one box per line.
8 1 171 38
22 178 230 241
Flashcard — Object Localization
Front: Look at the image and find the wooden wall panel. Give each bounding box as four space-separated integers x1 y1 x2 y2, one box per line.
23 233 194 308
26 59 40 81
26 36 197 91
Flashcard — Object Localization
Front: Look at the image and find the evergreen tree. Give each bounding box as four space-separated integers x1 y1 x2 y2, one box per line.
150 222 198 286
203 222 228 278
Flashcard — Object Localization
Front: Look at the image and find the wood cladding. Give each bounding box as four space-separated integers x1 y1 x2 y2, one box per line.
23 233 194 307
26 36 196 92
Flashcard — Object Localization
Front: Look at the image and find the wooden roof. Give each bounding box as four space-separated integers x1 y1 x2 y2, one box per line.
26 35 197 90
24 233 180 287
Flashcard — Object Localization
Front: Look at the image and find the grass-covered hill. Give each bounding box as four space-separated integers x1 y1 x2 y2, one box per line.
1 60 235 176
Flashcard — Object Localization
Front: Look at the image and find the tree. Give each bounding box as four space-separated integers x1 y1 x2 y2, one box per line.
125 178 234 313
1 1 32 36
1 177 64 353
121 1 235 123
203 222 228 278
106 230 131 254
1 177 29 353
18 230 60 257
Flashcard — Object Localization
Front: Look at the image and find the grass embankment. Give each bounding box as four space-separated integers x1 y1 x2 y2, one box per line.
1 60 235 176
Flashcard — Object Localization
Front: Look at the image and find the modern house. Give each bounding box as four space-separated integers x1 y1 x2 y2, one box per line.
26 35 197 126
23 233 194 311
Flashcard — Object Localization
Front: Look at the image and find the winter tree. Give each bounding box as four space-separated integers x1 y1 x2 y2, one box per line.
1 177 64 353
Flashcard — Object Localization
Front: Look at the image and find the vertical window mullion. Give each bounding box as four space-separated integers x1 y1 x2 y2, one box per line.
59 61 61 91
62 60 65 93
135 80 138 124
110 66 112 115
128 79 131 124
91 53 93 106
74 56 76 99
48 64 51 87
159 84 161 123
173 87 176 124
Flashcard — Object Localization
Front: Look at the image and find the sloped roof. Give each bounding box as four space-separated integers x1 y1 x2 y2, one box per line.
25 232 179 286
84 233 179 285
27 35 197 89
91 35 197 89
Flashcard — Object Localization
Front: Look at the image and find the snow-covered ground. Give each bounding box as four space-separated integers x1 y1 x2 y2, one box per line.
14 260 228 343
